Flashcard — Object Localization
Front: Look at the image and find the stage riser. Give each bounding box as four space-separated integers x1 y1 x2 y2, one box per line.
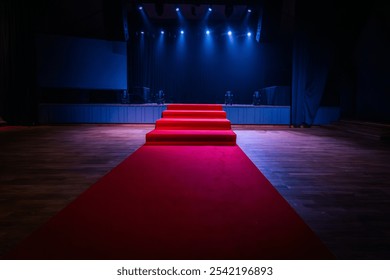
39 104 340 125
225 106 290 125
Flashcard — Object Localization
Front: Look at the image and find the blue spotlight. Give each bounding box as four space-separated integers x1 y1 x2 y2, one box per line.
140 31 144 35
176 7 180 12
138 6 143 11
180 30 184 35
247 32 252 37
208 7 212 12
248 9 252 13
206 29 210 35
228 31 232 36
161 30 165 35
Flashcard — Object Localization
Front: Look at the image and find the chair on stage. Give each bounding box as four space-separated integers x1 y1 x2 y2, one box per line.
156 90 165 105
224 91 233 105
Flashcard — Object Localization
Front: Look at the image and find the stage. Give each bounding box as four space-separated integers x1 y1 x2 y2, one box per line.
38 103 340 125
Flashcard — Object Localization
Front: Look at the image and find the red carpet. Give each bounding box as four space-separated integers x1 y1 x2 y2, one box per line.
0 126 24 132
146 104 236 145
165 104 223 111
5 104 333 259
163 110 227 119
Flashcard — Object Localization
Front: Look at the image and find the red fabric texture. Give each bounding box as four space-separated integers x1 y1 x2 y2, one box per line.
5 145 333 260
146 104 236 145
145 130 237 146
167 104 223 111
156 118 232 130
0 126 23 132
163 110 227 119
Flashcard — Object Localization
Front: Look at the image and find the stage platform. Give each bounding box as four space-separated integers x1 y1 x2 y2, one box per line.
38 103 340 125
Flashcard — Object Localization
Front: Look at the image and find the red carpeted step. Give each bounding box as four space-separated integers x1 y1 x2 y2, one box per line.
163 110 227 119
148 103 233 145
167 104 223 111
155 118 231 130
145 129 237 146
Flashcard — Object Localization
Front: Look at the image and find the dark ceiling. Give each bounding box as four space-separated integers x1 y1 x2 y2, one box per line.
33 0 374 44
35 0 285 41
140 4 250 21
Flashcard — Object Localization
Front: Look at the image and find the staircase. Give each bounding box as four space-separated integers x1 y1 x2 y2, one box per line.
146 104 237 146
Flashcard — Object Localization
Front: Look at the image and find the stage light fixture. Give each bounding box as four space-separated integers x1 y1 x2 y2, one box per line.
176 7 180 12
208 7 212 12
138 6 143 10
180 30 184 34
247 32 252 37
248 9 252 13
161 30 165 35
228 31 232 36
206 29 210 35
140 31 144 35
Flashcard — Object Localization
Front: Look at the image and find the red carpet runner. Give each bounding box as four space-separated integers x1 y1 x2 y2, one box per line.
146 104 236 145
5 104 333 259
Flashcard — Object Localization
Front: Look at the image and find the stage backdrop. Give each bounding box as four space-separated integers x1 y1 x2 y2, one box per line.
36 34 127 90
128 28 291 104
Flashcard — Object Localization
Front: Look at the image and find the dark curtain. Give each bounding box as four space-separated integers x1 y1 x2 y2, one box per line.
354 2 390 122
0 0 41 124
291 31 333 126
127 30 279 104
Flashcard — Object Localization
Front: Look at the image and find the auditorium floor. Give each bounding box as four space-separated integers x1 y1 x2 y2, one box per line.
1 124 390 259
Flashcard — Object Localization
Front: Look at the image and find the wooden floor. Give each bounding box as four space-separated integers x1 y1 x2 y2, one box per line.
1 124 390 259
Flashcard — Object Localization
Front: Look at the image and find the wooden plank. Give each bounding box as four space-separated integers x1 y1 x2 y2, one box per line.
1 124 389 259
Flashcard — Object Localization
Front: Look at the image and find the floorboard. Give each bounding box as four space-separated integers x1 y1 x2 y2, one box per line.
1 124 390 259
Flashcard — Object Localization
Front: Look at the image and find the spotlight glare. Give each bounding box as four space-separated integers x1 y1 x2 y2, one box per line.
208 7 212 12
206 29 210 35
140 31 144 35
180 30 184 34
248 9 252 13
176 7 179 12
228 31 232 36
138 6 143 10
247 32 252 37
161 30 164 35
